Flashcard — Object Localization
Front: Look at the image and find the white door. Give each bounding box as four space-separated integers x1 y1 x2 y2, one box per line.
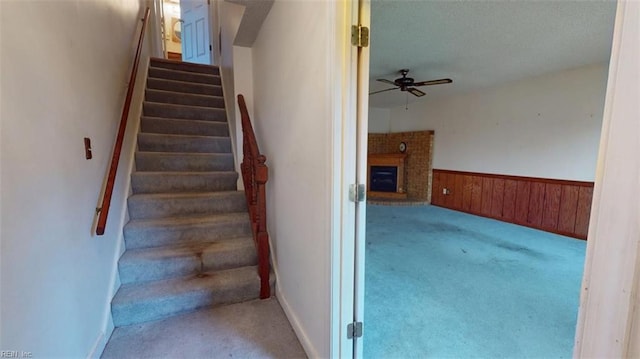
180 0 210 64
353 1 371 358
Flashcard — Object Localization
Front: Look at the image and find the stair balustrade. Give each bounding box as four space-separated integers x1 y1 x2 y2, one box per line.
237 94 271 299
96 7 150 235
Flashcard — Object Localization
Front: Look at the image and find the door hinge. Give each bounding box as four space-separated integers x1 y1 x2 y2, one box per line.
209 44 212 51
349 184 366 203
351 25 369 48
347 322 363 339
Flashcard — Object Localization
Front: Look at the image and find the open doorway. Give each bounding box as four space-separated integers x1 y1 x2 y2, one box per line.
157 0 212 64
162 0 182 60
362 1 616 357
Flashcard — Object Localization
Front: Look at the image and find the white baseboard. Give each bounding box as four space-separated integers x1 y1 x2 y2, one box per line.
87 331 106 359
276 284 319 359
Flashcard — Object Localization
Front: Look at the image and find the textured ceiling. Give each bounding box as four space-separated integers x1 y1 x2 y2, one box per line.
369 0 617 108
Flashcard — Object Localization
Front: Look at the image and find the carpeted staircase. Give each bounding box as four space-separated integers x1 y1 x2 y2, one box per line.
111 58 270 327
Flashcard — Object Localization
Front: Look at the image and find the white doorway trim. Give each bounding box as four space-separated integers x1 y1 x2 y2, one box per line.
329 1 358 358
573 1 640 356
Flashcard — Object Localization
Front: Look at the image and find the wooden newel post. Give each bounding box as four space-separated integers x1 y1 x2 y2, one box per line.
238 94 271 299
255 155 270 298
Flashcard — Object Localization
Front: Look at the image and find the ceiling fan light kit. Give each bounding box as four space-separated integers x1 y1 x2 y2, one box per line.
369 69 453 98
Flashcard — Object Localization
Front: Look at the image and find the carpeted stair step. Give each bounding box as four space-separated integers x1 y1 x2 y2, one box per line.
143 102 226 122
135 152 234 172
147 78 223 97
124 212 252 250
140 117 229 137
128 191 246 220
137 133 231 153
131 171 238 194
145 89 225 108
148 67 221 86
150 58 220 75
111 266 270 327
124 212 251 250
119 237 257 285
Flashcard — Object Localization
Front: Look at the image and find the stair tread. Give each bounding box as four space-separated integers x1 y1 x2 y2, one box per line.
113 266 258 305
136 151 233 157
121 236 254 262
151 57 219 70
148 68 221 86
138 132 230 140
130 190 242 200
132 171 237 176
141 116 228 126
126 212 250 228
144 101 226 112
149 66 220 78
147 77 222 89
145 88 223 101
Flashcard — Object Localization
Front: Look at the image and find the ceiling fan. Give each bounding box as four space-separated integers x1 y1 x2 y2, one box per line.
370 69 453 97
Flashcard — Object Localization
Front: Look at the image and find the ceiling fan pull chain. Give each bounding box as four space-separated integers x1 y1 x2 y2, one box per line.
405 92 409 110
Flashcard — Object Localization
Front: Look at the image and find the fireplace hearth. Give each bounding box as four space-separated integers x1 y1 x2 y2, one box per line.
367 153 407 199
370 166 398 192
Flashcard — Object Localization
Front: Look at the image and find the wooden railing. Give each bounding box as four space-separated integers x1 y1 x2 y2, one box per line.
96 7 150 235
237 94 271 298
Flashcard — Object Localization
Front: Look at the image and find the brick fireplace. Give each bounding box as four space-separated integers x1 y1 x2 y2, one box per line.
368 154 407 199
367 130 434 202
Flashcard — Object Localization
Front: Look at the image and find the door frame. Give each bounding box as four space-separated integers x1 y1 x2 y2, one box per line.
573 1 640 356
329 0 370 358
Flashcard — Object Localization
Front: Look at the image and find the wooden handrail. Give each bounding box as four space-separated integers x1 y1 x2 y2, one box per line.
96 7 150 235
237 94 271 299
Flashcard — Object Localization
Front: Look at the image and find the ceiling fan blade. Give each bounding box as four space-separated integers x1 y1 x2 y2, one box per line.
369 87 399 95
377 79 396 86
407 88 426 97
412 78 453 87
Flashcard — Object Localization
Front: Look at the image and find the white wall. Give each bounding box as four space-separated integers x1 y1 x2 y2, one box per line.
232 45 254 189
382 64 608 181
368 107 390 133
216 1 245 182
0 1 145 357
251 1 336 357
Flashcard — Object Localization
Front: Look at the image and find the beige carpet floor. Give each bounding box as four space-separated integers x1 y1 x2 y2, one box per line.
101 297 307 358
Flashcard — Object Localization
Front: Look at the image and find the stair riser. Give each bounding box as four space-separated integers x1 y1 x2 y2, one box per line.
140 118 229 137
145 90 225 108
131 173 238 194
143 102 226 122
135 153 234 172
137 135 231 154
119 257 200 285
111 267 275 327
124 219 252 249
150 60 220 75
119 244 257 285
112 279 260 327
149 67 221 85
202 244 257 272
128 194 247 220
147 78 223 96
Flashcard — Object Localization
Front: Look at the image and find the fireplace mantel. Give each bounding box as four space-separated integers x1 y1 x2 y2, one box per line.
367 153 407 199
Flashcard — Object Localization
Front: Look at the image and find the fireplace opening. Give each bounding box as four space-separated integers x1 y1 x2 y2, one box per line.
370 166 398 192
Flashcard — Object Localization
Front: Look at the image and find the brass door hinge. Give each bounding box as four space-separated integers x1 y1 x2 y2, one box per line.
351 25 369 48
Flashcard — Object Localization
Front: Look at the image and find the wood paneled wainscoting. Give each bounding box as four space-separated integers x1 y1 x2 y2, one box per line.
432 169 594 239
